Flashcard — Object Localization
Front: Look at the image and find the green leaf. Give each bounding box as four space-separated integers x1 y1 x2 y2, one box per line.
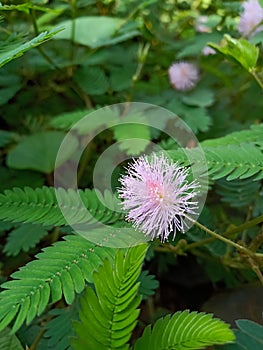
112 114 151 155
0 168 44 192
138 270 159 300
0 328 24 350
167 98 212 133
167 125 263 181
71 244 148 350
109 64 136 92
182 89 215 107
3 223 48 256
45 304 79 350
0 235 116 333
54 16 139 48
133 310 235 350
7 131 78 173
219 319 263 350
236 319 263 344
0 131 17 147
0 187 124 227
216 178 260 207
0 70 22 106
74 66 109 95
0 30 59 68
208 34 259 71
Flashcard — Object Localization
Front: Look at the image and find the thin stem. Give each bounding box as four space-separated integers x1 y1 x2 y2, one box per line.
29 328 45 350
225 214 263 236
250 69 263 90
186 214 263 250
192 219 254 256
70 0 77 63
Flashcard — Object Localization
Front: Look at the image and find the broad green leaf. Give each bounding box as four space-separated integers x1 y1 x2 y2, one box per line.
219 319 263 350
208 34 259 71
109 64 136 91
182 89 215 107
74 66 109 95
112 113 151 155
7 131 78 173
54 16 139 48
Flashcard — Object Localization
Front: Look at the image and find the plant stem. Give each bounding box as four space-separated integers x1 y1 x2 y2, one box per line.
70 0 77 63
251 69 263 90
192 219 252 254
186 214 263 251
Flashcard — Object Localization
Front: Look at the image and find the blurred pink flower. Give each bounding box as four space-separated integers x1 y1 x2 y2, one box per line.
202 46 216 56
195 16 211 33
168 62 199 91
118 153 199 242
238 0 263 37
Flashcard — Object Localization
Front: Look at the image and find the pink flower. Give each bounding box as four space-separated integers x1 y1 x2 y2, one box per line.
238 0 263 37
195 16 211 33
118 153 199 242
202 46 216 56
168 62 199 91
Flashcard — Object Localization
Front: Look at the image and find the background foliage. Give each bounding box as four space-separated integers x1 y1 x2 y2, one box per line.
0 0 263 349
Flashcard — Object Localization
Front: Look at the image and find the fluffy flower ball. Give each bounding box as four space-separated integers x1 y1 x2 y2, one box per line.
168 62 199 91
238 0 263 37
118 153 200 242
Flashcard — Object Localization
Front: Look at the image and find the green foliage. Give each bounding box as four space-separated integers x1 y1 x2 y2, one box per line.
0 186 123 226
54 16 139 48
3 223 48 256
74 66 109 95
0 235 116 333
0 69 22 106
138 270 159 299
0 131 17 147
0 30 59 68
44 303 80 350
167 124 263 181
1 1 263 349
219 319 263 350
7 131 78 173
0 328 23 350
133 310 235 350
71 244 148 350
201 124 263 148
216 178 261 208
208 35 259 72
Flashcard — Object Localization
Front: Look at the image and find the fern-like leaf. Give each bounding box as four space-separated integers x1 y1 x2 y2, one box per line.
138 270 159 300
0 235 116 333
45 303 80 350
71 244 148 350
133 310 235 350
0 328 23 350
0 30 59 68
202 124 263 148
168 143 263 181
216 178 261 207
3 223 48 256
0 186 123 226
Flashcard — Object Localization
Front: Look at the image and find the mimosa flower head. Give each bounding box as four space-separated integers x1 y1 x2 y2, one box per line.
118 153 200 242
